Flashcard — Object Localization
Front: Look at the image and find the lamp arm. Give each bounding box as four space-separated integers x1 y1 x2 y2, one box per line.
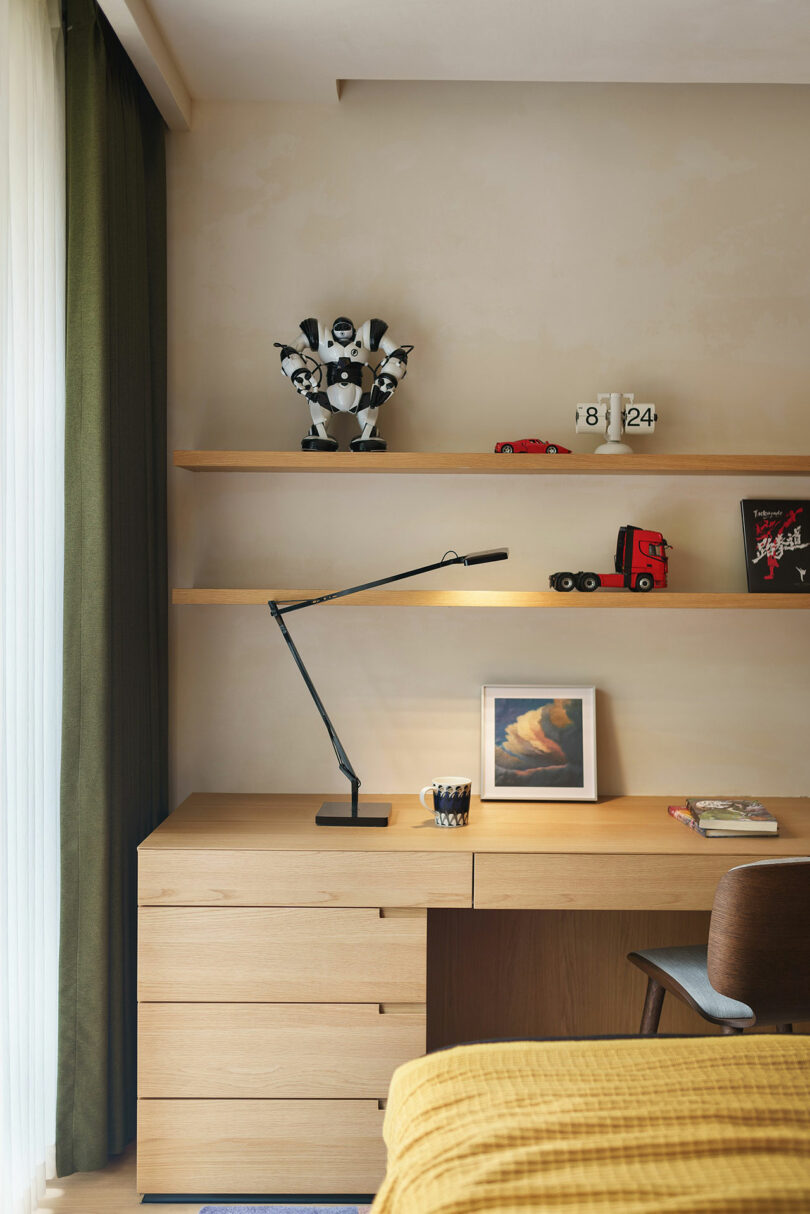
267 557 463 816
269 604 360 808
273 554 463 615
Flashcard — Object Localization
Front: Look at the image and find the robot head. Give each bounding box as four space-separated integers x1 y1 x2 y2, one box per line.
331 317 355 346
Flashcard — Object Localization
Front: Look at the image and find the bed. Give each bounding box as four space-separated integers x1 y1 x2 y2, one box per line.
370 1035 810 1213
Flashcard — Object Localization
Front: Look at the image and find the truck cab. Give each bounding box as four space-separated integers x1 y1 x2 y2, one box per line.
612 525 669 590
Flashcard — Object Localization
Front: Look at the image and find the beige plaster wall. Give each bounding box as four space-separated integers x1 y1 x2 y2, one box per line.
168 82 810 806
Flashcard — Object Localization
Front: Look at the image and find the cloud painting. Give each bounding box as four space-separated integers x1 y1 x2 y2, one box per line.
493 698 584 788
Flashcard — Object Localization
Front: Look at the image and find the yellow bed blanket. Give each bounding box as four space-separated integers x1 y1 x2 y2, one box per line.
370 1036 810 1214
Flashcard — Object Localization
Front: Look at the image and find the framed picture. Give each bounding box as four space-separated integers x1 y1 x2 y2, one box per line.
481 685 597 801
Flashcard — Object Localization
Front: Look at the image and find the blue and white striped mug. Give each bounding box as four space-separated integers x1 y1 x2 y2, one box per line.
419 777 472 828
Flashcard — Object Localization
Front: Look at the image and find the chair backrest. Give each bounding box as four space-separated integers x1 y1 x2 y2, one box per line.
707 857 810 1025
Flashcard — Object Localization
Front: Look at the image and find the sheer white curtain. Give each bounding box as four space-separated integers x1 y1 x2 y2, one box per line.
0 0 65 1212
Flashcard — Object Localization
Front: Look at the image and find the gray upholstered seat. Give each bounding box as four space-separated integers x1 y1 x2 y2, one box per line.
628 945 754 1024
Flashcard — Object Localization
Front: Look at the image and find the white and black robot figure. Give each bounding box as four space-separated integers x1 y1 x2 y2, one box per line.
275 316 413 452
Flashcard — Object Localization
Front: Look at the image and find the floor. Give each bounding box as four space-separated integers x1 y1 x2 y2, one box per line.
35 1147 372 1213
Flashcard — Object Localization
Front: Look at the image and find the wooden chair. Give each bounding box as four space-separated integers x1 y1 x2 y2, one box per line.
628 857 810 1034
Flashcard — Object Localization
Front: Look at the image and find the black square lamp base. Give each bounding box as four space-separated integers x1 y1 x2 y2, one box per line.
315 801 391 827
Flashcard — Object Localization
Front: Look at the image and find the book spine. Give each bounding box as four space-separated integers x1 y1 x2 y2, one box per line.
667 805 705 836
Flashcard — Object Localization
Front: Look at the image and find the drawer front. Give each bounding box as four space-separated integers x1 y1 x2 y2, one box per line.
139 848 472 908
137 1098 385 1194
475 853 744 910
138 906 426 1001
138 1002 425 1098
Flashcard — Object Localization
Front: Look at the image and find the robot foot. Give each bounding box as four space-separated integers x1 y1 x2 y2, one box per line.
350 427 387 453
301 426 338 453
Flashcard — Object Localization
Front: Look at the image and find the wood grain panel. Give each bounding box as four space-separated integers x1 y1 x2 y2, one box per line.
138 1002 425 1098
474 853 744 910
138 848 471 907
139 794 810 855
138 907 426 1002
427 907 718 1048
173 450 810 476
137 1099 385 1194
172 587 810 608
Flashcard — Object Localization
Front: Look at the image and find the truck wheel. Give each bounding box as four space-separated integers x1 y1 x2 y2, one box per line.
554 572 576 592
635 573 654 592
546 445 558 454
500 444 514 453
578 572 599 592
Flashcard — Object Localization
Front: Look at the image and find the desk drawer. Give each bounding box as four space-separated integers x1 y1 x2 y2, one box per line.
138 907 426 1001
137 1098 385 1194
138 1002 425 1098
139 849 472 908
475 853 743 910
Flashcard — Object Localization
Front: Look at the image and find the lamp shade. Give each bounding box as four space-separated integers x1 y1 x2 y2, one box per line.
461 548 510 566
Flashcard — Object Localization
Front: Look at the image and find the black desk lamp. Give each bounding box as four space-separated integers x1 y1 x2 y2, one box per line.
268 547 509 826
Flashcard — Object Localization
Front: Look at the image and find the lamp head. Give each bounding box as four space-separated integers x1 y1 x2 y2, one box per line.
460 548 509 566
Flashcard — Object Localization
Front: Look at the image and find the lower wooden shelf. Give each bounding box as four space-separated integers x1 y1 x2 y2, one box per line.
172 588 810 608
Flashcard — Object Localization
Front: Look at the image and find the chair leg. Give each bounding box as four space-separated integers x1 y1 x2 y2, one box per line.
640 977 665 1035
776 1024 794 1033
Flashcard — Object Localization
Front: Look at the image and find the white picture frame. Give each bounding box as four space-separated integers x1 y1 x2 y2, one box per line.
481 685 597 801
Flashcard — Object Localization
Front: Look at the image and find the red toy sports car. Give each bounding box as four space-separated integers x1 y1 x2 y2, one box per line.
494 439 571 454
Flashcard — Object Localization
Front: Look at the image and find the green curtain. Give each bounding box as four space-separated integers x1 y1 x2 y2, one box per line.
57 0 168 1175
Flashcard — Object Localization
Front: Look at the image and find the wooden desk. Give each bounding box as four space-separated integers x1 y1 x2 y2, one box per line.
137 793 809 1198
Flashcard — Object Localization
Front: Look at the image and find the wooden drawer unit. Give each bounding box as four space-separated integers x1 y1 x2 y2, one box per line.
138 1002 425 1098
475 853 744 910
137 1098 386 1194
138 906 427 1002
136 795 809 1196
139 848 472 907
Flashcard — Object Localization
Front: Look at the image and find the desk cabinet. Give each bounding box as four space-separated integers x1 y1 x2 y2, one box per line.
136 843 466 1195
138 794 808 1197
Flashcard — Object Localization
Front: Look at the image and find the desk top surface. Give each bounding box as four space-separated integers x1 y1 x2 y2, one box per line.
141 794 810 855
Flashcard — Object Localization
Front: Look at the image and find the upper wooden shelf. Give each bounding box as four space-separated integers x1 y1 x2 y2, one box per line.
172 589 810 609
173 451 810 476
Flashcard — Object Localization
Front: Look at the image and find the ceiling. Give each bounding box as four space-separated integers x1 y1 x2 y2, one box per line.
145 0 810 104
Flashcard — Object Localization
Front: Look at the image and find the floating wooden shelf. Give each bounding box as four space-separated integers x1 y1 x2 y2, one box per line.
171 589 810 609
173 451 810 476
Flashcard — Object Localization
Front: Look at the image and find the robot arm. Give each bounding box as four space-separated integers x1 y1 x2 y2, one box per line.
369 343 413 408
360 319 414 408
274 343 319 398
274 318 329 398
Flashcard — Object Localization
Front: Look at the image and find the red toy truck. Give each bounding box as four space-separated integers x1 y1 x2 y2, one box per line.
549 525 670 593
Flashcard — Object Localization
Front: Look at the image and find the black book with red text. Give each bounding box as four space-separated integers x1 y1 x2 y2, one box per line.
741 500 810 592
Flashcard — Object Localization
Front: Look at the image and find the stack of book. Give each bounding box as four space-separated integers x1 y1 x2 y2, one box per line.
668 797 779 838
